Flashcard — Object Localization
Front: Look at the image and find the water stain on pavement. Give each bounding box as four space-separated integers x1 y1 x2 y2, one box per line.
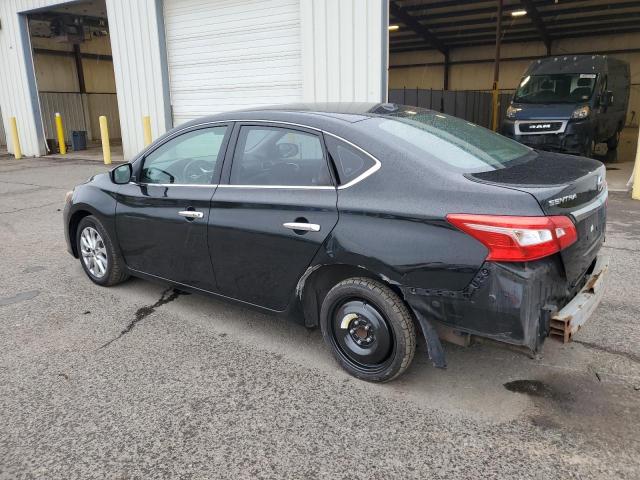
22 266 46 273
0 290 40 307
98 288 183 349
504 379 572 402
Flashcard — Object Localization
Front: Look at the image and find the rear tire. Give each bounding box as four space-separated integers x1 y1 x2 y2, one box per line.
606 130 620 150
320 277 416 382
76 215 129 286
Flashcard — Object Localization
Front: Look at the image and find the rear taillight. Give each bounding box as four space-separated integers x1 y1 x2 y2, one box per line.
446 214 577 262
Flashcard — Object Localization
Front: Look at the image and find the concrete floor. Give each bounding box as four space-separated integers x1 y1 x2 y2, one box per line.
45 141 124 164
1 157 640 479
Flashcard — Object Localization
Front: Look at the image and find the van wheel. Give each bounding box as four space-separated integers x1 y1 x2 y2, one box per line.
583 138 595 158
320 277 416 382
607 131 620 150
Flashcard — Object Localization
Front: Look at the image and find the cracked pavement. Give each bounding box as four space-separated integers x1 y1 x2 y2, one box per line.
0 156 639 479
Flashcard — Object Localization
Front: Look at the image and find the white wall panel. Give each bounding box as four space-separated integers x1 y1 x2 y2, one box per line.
300 0 386 103
0 0 62 157
0 106 6 146
0 0 169 159
163 0 303 124
105 0 170 158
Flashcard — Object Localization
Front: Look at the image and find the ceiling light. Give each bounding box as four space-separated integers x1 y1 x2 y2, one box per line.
511 10 527 17
388 25 400 31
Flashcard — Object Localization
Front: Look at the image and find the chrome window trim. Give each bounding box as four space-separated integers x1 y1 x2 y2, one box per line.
129 182 218 188
323 131 382 190
150 119 383 190
571 189 608 222
217 185 335 190
514 120 568 135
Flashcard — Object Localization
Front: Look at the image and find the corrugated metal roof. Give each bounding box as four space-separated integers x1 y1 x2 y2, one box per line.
389 0 640 53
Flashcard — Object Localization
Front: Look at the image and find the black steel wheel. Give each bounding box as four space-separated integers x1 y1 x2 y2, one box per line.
320 277 416 382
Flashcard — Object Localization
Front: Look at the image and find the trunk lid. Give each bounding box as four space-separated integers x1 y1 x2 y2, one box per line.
470 151 607 287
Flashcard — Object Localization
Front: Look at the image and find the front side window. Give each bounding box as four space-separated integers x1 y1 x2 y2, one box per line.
141 126 227 185
513 73 598 104
230 126 332 186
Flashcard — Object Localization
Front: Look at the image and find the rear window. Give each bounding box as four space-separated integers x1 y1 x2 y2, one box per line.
371 107 532 172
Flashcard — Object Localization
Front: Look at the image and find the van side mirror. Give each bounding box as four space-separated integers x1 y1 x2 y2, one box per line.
601 91 614 107
110 163 132 184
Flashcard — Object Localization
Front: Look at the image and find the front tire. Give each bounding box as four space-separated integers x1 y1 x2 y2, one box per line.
607 130 620 150
76 215 129 286
320 278 416 382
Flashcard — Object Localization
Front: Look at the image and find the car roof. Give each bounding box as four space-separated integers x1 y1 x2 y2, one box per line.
176 103 415 130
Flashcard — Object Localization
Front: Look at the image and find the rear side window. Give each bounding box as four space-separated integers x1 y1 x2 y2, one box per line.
325 136 376 186
230 126 332 186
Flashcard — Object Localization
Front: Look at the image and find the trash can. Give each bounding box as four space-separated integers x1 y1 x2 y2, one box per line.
71 131 87 151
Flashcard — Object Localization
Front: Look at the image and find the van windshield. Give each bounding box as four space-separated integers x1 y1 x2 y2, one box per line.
514 73 597 104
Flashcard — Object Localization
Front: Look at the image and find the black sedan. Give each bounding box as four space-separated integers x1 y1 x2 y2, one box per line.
64 103 609 382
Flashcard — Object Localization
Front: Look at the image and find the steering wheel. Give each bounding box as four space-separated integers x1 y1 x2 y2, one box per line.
145 166 175 184
183 159 214 184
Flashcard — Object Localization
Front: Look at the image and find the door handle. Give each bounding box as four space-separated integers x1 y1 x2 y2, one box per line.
283 222 320 232
178 210 204 219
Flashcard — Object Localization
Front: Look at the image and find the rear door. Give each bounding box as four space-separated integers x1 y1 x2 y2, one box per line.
116 124 230 291
209 123 338 310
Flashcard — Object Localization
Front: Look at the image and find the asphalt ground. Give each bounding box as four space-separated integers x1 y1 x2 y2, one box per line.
1 156 639 479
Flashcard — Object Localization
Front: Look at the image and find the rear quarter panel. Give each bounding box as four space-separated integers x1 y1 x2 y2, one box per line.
322 133 546 292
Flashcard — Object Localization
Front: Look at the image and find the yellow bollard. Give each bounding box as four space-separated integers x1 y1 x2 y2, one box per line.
143 116 152 147
55 112 66 154
633 127 640 200
99 116 111 165
9 117 22 160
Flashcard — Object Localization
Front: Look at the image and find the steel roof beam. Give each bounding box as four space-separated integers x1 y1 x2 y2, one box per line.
389 1 449 55
519 0 551 52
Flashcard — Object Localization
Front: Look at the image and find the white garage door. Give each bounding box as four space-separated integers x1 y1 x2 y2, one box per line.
163 0 303 125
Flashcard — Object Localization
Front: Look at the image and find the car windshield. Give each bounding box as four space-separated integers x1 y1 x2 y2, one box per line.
513 73 597 104
371 106 533 172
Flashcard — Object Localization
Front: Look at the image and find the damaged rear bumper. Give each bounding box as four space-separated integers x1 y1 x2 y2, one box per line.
549 255 609 343
402 254 608 357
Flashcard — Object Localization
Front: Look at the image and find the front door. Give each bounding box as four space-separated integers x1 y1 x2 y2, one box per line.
209 123 338 311
116 124 230 291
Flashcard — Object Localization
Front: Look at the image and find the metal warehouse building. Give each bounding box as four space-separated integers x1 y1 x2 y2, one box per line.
0 0 638 165
0 0 387 159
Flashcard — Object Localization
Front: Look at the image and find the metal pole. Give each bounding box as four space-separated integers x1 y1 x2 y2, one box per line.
9 117 22 160
491 0 502 131
55 113 66 155
632 127 640 200
99 116 111 165
443 52 450 91
143 116 153 147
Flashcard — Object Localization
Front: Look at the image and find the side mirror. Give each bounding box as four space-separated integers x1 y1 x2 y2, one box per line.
601 90 614 107
110 163 132 184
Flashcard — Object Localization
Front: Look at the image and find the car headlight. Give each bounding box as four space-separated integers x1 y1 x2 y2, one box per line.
506 105 520 119
571 106 590 119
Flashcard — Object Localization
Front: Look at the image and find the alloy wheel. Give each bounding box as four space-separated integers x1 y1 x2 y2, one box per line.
80 226 108 279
